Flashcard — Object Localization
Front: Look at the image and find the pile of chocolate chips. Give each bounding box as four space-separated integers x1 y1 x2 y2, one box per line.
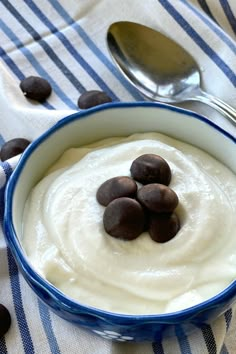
96 154 180 243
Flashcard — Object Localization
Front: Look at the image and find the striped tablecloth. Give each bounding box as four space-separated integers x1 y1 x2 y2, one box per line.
0 1 235 353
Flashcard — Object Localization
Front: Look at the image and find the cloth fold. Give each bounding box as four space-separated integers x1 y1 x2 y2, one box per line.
0 1 235 353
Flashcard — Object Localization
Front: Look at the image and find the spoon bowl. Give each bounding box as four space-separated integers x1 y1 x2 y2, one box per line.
107 21 236 125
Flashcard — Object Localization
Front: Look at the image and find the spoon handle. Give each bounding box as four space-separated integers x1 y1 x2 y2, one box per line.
194 90 236 126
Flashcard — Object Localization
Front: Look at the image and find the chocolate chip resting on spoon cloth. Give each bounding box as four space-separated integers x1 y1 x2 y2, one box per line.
78 90 112 109
0 138 31 161
20 76 52 102
96 153 181 242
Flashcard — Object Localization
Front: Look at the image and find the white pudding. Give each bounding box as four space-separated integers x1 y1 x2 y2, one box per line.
22 133 236 314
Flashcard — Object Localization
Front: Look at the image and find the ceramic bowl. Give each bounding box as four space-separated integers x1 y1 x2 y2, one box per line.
3 102 236 342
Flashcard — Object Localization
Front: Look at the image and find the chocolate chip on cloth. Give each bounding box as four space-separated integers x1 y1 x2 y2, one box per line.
103 197 145 240
0 304 11 338
130 154 171 185
78 90 112 109
137 183 179 213
96 176 137 206
20 76 52 102
0 138 31 161
148 212 180 243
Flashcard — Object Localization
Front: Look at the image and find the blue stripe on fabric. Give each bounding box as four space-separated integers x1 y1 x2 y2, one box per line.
152 342 165 354
159 0 236 87
38 300 61 354
23 0 119 102
0 47 25 81
175 326 193 354
0 161 13 198
220 343 229 354
7 248 35 354
219 0 236 35
48 0 144 101
180 0 236 54
0 19 76 109
197 0 219 24
201 324 217 354
2 0 86 94
0 161 34 353
224 308 233 331
0 339 8 354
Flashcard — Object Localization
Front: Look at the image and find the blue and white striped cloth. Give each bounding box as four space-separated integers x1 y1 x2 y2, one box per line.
0 1 235 353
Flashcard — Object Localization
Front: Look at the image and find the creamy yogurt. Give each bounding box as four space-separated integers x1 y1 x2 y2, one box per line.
22 133 236 314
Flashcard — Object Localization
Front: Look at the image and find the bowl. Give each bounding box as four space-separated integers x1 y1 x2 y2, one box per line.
3 102 236 342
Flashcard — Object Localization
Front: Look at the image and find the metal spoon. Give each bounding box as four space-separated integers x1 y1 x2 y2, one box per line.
107 21 236 125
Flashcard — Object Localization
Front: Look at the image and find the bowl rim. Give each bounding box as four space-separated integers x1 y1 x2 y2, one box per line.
3 101 236 322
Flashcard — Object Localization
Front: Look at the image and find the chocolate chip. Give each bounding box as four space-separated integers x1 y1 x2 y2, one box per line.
103 197 145 240
0 304 11 338
0 138 31 161
97 176 137 206
78 90 112 109
20 76 52 102
137 183 178 213
130 154 171 185
148 212 180 243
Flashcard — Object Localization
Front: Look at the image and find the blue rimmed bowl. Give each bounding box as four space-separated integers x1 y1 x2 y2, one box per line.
3 102 236 342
